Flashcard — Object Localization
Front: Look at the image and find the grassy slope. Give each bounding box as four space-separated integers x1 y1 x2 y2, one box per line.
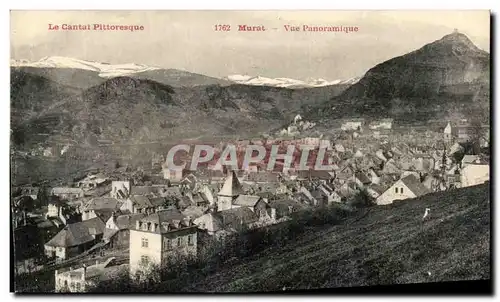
184 184 490 292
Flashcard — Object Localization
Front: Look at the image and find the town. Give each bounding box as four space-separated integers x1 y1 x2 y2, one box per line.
11 116 490 292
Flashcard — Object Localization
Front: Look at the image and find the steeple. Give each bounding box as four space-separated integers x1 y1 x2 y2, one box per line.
218 170 243 197
216 170 243 211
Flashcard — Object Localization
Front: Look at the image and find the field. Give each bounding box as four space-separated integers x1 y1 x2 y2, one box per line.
182 184 490 292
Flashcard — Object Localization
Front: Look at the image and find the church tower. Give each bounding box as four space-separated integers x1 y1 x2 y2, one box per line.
217 170 243 211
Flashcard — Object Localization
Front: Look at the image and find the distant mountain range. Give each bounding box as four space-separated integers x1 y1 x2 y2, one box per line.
225 74 360 88
10 31 490 152
11 56 355 89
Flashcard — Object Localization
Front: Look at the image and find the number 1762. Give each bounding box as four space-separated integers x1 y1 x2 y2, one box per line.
215 25 231 31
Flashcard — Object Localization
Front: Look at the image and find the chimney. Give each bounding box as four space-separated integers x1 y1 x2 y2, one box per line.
136 220 140 230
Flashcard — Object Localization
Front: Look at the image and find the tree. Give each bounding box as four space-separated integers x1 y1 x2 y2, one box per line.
349 189 375 208
469 118 486 155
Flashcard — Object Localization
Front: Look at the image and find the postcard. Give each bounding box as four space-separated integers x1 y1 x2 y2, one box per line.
10 10 491 294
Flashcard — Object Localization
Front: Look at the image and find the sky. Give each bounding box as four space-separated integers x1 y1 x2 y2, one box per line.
10 10 491 81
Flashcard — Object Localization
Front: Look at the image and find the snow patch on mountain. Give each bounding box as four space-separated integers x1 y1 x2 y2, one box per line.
226 74 360 88
11 56 160 78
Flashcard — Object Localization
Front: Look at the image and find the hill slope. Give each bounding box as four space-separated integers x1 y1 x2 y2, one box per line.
152 184 489 292
10 70 349 148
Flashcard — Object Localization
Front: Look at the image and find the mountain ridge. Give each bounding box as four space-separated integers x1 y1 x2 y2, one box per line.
314 31 490 123
11 56 358 89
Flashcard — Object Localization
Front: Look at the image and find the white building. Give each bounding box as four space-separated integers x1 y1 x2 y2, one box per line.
444 122 453 141
376 175 431 205
129 209 197 277
300 137 320 147
51 187 85 200
111 181 131 199
461 161 489 188
55 258 126 292
77 174 108 191
341 119 364 131
369 118 393 130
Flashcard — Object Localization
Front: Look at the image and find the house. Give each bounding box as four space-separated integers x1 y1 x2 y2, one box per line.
448 142 465 156
296 170 335 183
198 184 215 206
276 182 291 195
461 155 481 168
461 161 489 188
180 173 199 191
298 186 319 206
353 171 371 189
103 213 146 249
381 159 401 174
341 118 364 131
334 143 346 153
193 212 225 236
51 187 85 200
400 170 421 180
338 182 359 201
14 224 44 275
375 149 388 162
181 205 206 221
232 195 269 218
268 199 307 221
376 175 431 205
81 197 122 221
110 181 131 199
369 118 393 130
46 197 81 225
412 154 435 172
77 174 108 191
46 197 67 219
336 164 355 183
443 120 488 142
300 137 320 147
366 184 387 199
44 217 106 260
444 165 462 189
246 171 280 183
218 207 261 232
422 174 446 192
120 195 156 214
309 187 331 207
443 121 454 141
367 168 381 185
323 188 342 204
162 166 189 184
19 186 40 200
55 257 127 292
129 209 197 276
